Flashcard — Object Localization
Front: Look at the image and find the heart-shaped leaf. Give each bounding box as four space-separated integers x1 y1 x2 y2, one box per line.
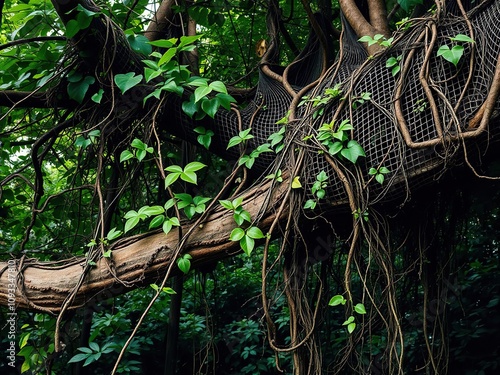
341 140 366 164
194 85 213 103
114 72 143 94
437 45 464 67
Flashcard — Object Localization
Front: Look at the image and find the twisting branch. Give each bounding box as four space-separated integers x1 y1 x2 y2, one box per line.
0 36 66 51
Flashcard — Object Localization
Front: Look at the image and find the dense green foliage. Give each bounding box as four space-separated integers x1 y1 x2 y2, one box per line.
1 0 500 374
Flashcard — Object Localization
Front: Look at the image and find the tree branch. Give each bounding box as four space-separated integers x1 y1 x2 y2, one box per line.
367 0 390 36
144 0 177 41
0 36 66 51
339 0 382 54
0 180 287 312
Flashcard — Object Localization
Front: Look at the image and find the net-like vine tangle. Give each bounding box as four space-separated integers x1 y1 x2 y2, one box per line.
168 1 500 210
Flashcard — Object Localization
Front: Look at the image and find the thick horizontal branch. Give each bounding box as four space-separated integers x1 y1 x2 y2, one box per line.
0 181 286 313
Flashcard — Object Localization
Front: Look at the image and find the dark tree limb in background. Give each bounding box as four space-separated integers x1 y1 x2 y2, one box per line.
0 36 67 50
0 91 52 108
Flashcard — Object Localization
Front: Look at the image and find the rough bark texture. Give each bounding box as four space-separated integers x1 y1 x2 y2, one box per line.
0 181 285 312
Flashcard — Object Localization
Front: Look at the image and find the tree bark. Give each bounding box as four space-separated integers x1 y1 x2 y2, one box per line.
0 180 286 312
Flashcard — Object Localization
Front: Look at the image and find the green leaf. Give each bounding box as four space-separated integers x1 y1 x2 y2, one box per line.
246 226 265 239
19 333 30 349
180 171 198 184
164 172 180 188
450 34 474 43
328 141 344 156
149 215 165 229
177 254 192 274
230 227 245 241
75 136 91 149
148 38 177 48
68 353 90 364
144 68 162 83
437 45 464 67
119 150 134 163
216 92 236 110
201 97 220 118
162 220 173 234
175 193 193 208
239 154 254 169
358 35 374 44
187 77 209 87
76 4 99 17
136 149 147 162
347 322 356 334
240 235 255 256
233 197 244 208
227 135 243 149
317 170 328 182
234 208 251 225
342 316 355 325
91 89 104 103
194 85 213 102
67 76 95 103
114 72 143 94
158 48 177 66
184 206 196 219
179 34 203 48
165 165 183 173
209 80 228 94
169 217 180 227
197 131 214 149
219 200 234 210
340 140 366 164
375 173 385 185
184 161 206 173
106 227 122 241
65 19 82 38
127 34 152 55
328 295 346 306
141 205 165 216
354 303 367 315
150 283 159 291
124 216 140 233
379 166 390 174
386 56 398 68
304 199 317 209
182 98 200 118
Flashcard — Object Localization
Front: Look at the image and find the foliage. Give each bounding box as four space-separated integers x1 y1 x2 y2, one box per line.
315 119 366 164
1 0 500 374
358 34 394 48
437 34 475 67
